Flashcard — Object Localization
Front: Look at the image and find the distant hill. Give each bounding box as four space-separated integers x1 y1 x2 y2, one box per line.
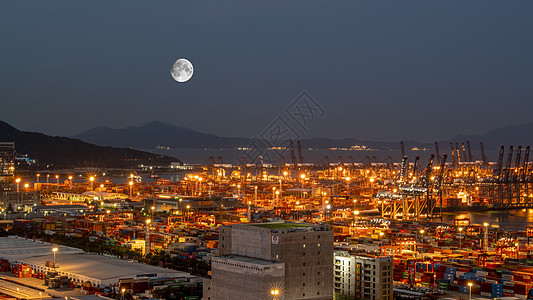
450 122 533 149
73 121 409 150
0 121 178 168
72 121 251 149
71 120 533 156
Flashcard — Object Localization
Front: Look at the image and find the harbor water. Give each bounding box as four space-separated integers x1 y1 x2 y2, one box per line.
441 209 533 231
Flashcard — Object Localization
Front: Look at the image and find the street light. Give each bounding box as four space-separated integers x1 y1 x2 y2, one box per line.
483 222 489 251
199 177 203 194
52 247 58 267
248 201 252 222
468 282 473 300
458 227 463 249
68 176 73 189
89 176 95 190
186 205 191 222
129 181 133 198
271 288 280 299
15 178 21 192
56 175 59 188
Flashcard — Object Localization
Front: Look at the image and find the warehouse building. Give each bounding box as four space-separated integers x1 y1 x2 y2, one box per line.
0 236 195 287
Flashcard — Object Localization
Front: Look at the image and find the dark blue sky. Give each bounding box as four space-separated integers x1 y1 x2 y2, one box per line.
1 1 532 142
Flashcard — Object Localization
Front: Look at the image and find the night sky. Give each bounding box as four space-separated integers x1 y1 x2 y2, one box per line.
1 1 532 142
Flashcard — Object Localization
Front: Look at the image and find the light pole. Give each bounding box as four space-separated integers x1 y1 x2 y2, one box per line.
237 184 241 200
55 175 59 189
46 174 49 185
484 222 489 251
254 186 258 204
199 177 203 194
468 282 473 300
300 174 306 188
15 178 21 192
345 177 350 191
129 181 133 198
353 210 359 224
248 201 251 222
36 173 40 185
89 176 95 191
145 219 151 255
68 176 73 189
194 175 199 195
186 205 190 222
458 227 463 249
52 247 58 267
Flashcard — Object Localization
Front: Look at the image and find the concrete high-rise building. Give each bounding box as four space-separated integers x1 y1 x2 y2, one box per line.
206 255 285 300
0 142 15 194
207 222 333 300
333 251 393 300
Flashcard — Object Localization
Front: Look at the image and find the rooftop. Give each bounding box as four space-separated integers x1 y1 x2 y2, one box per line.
0 237 194 283
23 253 193 281
0 236 82 261
215 255 283 266
250 222 313 229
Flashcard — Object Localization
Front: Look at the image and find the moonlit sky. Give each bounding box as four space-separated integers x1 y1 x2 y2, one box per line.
1 1 532 142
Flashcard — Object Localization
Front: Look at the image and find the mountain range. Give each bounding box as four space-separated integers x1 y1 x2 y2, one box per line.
72 120 533 151
0 121 177 168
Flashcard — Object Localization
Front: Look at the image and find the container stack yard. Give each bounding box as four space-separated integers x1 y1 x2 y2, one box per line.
3 143 533 299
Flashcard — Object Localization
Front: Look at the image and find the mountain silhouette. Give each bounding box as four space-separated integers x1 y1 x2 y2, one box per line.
0 121 178 168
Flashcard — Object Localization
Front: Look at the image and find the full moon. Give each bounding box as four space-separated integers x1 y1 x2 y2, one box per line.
170 58 194 82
